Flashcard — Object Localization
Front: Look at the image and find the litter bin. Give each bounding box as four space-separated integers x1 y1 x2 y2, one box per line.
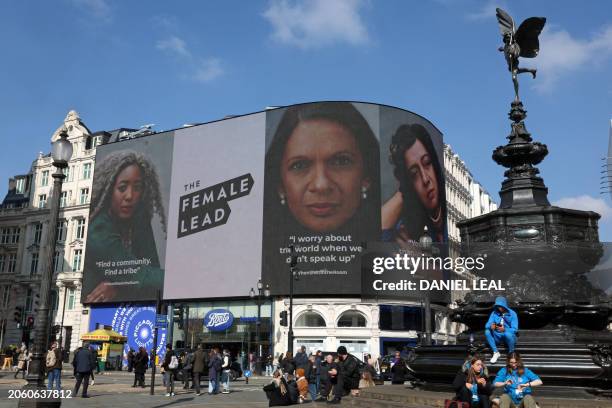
98 360 105 373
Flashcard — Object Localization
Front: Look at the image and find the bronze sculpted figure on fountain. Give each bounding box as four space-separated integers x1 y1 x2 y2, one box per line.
496 8 545 102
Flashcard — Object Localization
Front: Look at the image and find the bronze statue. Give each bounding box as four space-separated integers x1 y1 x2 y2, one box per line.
496 8 546 101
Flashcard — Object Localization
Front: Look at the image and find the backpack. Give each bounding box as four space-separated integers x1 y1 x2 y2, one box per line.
169 354 179 370
213 356 223 372
46 350 57 368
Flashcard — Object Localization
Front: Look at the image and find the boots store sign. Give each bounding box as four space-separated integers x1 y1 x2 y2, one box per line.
204 309 234 331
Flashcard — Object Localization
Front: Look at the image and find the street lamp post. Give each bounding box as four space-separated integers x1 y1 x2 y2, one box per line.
249 279 270 375
20 130 72 407
288 245 298 355
419 227 433 346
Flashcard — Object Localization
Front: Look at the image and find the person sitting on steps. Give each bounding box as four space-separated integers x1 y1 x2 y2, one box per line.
485 296 518 364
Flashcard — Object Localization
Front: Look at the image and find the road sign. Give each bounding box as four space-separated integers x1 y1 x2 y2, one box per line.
155 314 168 328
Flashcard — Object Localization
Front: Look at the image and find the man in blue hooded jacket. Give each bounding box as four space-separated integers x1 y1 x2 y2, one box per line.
485 296 518 364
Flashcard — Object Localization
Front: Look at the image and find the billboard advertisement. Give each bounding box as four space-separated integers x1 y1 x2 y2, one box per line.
88 305 168 368
82 102 446 302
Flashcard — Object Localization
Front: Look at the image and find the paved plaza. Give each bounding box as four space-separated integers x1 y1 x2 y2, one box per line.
0 370 359 408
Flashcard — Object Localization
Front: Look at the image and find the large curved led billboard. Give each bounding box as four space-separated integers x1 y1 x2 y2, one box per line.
81 102 447 302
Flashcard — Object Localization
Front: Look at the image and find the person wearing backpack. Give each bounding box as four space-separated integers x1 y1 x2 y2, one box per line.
221 349 232 394
46 341 62 391
161 344 178 397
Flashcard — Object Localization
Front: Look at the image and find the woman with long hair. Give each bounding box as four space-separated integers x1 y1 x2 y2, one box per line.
452 355 493 407
84 150 166 303
493 352 542 408
382 123 447 243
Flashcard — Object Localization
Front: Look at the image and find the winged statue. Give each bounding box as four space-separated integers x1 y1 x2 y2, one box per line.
496 8 546 101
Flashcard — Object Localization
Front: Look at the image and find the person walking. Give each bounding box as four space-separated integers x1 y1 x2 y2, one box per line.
161 344 179 397
182 349 194 390
127 348 135 372
133 347 148 387
192 345 206 396
46 341 62 391
72 343 93 398
89 345 98 385
14 346 29 379
221 349 231 394
208 348 221 395
2 347 13 370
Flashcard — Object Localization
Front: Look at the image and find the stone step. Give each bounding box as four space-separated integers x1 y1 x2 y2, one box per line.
358 387 612 408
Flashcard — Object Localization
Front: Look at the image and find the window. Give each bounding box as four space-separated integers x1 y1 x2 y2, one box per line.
7 254 16 273
0 229 7 244
337 311 367 327
33 223 43 245
82 163 92 179
25 289 33 312
1 286 9 308
295 312 326 327
79 188 89 205
56 220 66 242
30 253 39 276
53 251 63 273
41 170 49 187
75 219 86 239
0 255 4 273
61 166 70 180
67 288 75 310
38 194 47 208
60 191 68 207
15 178 25 194
72 249 82 271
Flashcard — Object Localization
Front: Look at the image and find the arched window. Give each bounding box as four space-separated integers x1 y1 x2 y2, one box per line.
337 311 367 327
295 311 326 327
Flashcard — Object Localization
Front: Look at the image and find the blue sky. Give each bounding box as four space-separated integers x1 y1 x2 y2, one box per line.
1 0 611 238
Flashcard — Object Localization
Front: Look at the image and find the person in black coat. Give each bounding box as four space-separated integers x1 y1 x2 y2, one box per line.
452 356 493 408
390 351 410 385
280 351 295 376
317 354 340 403
263 370 291 406
72 344 93 398
337 346 360 399
127 349 135 372
133 347 149 387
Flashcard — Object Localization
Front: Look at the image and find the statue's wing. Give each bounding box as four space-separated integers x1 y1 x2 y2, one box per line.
496 8 515 36
516 17 546 58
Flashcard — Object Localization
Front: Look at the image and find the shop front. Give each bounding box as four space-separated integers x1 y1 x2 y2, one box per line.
172 299 273 366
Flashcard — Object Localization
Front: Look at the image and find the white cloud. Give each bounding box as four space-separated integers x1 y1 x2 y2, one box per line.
262 0 369 49
156 36 191 58
466 0 506 22
527 25 612 91
154 33 223 83
193 58 223 83
71 0 111 21
553 195 612 221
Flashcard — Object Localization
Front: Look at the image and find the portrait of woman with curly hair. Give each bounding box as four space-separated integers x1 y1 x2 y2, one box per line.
83 150 167 303
381 123 447 244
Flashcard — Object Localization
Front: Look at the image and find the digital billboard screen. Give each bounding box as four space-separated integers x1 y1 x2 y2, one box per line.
82 102 447 302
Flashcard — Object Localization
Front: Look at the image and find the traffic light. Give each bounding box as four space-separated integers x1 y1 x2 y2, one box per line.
26 316 34 329
52 325 61 335
279 310 288 327
14 306 23 326
172 305 184 330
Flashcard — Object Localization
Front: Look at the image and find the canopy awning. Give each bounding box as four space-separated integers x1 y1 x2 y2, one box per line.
81 328 127 343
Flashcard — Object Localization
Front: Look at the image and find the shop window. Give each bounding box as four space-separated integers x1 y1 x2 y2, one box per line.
337 311 367 327
295 311 326 327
